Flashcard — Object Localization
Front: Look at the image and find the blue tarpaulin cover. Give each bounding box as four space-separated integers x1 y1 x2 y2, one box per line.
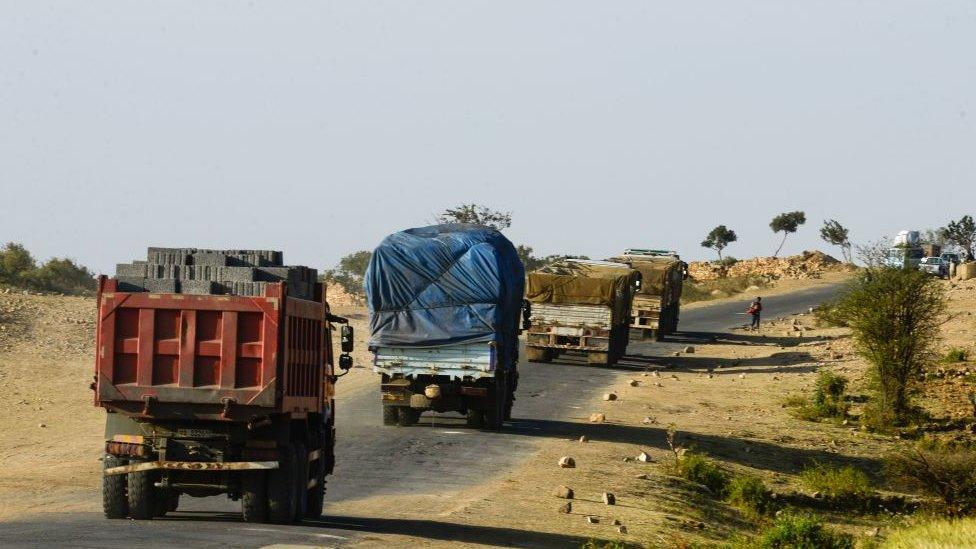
365 224 525 350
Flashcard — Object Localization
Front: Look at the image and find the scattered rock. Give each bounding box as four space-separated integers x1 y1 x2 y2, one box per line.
617 525 628 534
603 393 617 401
602 492 616 505
558 501 572 514
589 413 606 423
683 346 695 354
672 351 681 357
635 474 648 480
558 456 576 468
637 451 653 463
611 519 621 526
738 373 745 379
37 423 46 428
578 435 588 443
641 416 656 425
865 526 880 538
553 485 574 499
654 382 664 387
586 516 599 524
629 379 639 387
652 371 661 377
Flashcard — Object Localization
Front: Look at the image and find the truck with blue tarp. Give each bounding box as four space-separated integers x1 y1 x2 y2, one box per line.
364 224 525 430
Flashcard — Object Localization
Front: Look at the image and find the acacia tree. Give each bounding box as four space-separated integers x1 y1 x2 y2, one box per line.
701 225 737 261
769 211 806 257
831 268 947 428
819 219 852 263
438 204 512 231
939 215 976 261
321 250 372 295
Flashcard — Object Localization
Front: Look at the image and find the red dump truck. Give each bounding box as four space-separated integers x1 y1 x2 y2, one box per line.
93 248 352 524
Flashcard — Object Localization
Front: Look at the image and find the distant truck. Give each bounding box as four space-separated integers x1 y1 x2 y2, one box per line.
885 230 926 270
525 259 639 366
365 225 525 430
614 249 687 341
95 248 352 524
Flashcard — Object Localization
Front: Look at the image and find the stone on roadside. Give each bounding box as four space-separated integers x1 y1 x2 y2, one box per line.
602 492 616 505
635 474 648 480
637 451 653 462
617 525 628 534
558 456 576 468
611 519 621 526
683 346 695 353
578 435 588 443
553 485 574 499
603 393 617 401
629 379 639 387
586 516 599 524
641 416 655 425
558 501 572 514
589 413 606 423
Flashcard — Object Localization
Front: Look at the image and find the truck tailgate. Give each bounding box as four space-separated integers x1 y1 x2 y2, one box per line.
374 343 495 380
530 303 613 331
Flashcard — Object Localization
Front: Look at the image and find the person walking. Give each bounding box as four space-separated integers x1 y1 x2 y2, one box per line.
747 296 762 331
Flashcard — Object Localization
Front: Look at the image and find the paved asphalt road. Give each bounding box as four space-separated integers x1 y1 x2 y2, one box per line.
0 284 841 549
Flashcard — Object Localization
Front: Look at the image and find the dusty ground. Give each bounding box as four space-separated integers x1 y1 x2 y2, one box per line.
1 274 973 547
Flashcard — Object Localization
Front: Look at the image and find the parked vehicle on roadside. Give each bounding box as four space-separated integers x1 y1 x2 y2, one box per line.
525 259 639 366
365 224 525 430
919 256 949 278
942 252 962 266
96 248 352 523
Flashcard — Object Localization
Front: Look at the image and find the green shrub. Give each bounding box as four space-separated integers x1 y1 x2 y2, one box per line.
882 517 976 548
25 257 96 295
942 348 969 363
581 541 629 549
789 371 850 422
830 268 947 429
726 475 774 518
754 513 854 549
884 437 976 517
673 451 731 497
799 464 872 500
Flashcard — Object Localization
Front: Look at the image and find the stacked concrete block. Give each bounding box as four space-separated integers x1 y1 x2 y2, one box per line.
112 247 316 300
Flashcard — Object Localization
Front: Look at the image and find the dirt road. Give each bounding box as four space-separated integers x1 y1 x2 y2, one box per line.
0 285 841 548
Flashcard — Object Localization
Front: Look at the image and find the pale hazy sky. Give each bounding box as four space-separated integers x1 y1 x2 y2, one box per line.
2 2 974 273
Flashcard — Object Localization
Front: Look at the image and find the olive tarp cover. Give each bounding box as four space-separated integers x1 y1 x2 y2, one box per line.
616 257 681 296
526 261 639 323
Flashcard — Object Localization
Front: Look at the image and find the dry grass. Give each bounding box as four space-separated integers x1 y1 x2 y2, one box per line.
883 517 976 549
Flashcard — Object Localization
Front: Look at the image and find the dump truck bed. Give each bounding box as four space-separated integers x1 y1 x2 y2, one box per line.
95 277 331 421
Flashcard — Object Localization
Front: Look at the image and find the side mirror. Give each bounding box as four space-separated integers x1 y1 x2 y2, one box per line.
339 353 353 371
340 325 354 353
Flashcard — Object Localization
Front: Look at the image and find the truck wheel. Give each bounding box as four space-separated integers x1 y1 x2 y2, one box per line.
483 375 506 431
267 444 296 524
382 405 398 426
102 455 128 519
293 442 309 522
397 407 420 427
525 347 552 363
153 488 171 517
587 351 609 366
242 471 268 523
305 446 326 519
127 465 157 520
465 409 485 429
167 492 180 512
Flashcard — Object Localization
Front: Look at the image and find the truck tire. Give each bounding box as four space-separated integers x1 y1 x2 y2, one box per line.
382 405 398 426
127 465 157 520
153 488 171 517
465 408 485 428
504 371 518 421
167 492 180 512
397 407 420 427
242 471 268 523
587 351 609 366
525 347 552 363
483 374 506 431
267 444 296 524
305 444 326 519
293 442 309 522
102 455 128 519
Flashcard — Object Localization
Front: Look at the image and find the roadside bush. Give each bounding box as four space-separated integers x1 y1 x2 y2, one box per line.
799 464 872 500
789 371 850 422
726 475 775 518
830 268 947 429
884 437 976 517
0 243 96 295
673 452 731 497
942 348 969 363
753 513 854 549
882 517 976 549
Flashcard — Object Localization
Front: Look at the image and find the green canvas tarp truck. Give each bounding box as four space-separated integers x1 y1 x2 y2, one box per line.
525 259 639 366
614 249 687 341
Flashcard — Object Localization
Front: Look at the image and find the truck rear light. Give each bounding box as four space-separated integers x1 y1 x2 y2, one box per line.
106 441 149 458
